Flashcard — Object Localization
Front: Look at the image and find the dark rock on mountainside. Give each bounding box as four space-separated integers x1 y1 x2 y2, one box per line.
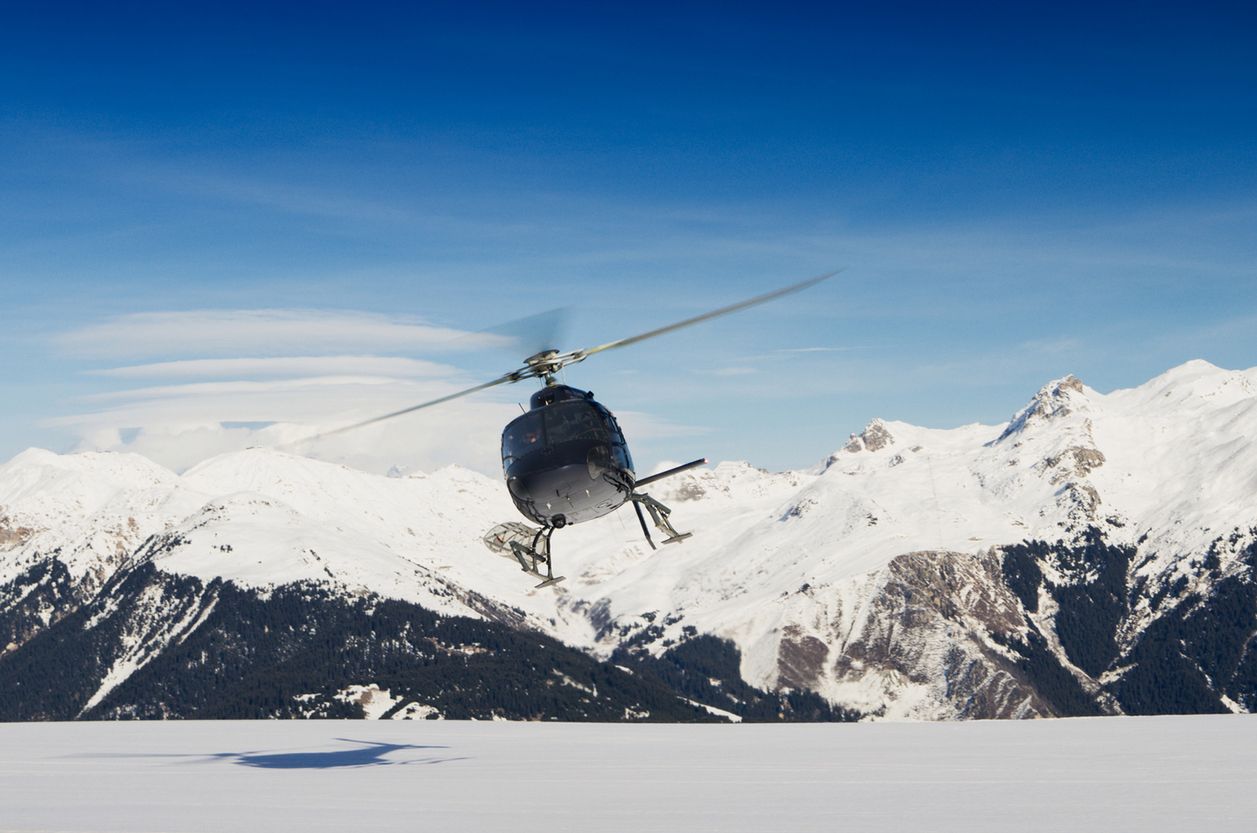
0 558 843 723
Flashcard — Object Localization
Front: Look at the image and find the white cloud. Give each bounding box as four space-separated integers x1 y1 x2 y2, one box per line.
56 365 705 475
78 376 404 405
1017 337 1083 355
92 355 459 380
56 309 509 360
59 374 521 475
771 346 871 354
49 308 529 474
55 374 513 435
45 304 731 474
611 409 710 441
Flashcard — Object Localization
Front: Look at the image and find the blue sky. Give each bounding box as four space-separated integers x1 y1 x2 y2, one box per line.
1 2 1255 474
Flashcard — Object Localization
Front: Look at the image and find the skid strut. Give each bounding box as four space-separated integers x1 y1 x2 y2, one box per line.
507 525 566 588
629 491 692 550
483 521 566 588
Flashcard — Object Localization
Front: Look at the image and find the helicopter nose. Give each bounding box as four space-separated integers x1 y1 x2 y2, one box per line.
508 464 594 521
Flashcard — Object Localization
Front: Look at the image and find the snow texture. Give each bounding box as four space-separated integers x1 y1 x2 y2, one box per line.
3 360 1256 717
0 716 1254 833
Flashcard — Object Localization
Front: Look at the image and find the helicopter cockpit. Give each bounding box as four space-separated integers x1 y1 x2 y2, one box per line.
501 386 633 476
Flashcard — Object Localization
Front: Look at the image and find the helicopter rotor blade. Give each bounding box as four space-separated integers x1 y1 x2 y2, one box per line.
487 306 570 359
565 270 839 365
298 368 527 444
286 270 837 447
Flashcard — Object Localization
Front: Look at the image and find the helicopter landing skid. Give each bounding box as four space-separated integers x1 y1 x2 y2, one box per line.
509 537 566 588
629 492 692 549
483 522 565 588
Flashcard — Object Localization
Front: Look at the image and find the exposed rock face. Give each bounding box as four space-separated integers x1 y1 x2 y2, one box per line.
1040 446 1107 483
845 419 894 453
998 375 1087 442
774 550 1063 720
0 516 35 551
754 527 1257 720
777 625 830 691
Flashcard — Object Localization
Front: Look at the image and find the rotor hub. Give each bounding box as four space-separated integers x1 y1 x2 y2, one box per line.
524 349 563 384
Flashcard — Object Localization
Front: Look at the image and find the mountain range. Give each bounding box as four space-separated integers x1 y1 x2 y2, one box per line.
2 359 1254 721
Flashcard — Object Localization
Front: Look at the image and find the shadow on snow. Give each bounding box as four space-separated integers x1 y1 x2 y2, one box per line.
72 737 467 770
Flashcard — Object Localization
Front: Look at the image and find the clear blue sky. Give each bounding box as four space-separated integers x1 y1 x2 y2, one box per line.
2 2 1255 474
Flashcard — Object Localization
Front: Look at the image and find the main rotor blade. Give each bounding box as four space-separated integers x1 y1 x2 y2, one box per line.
302 369 524 443
572 270 839 361
487 306 570 359
287 271 836 447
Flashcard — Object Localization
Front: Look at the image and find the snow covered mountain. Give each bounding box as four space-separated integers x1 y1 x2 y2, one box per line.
2 360 1255 720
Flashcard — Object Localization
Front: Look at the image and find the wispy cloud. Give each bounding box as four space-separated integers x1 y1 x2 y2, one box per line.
1017 337 1083 355
77 375 405 404
610 409 710 440
53 376 457 425
54 373 521 474
771 346 872 355
46 307 529 473
56 309 508 360
134 168 423 226
92 355 458 380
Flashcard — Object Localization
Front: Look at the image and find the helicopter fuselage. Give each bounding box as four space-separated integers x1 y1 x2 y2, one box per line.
500 384 635 527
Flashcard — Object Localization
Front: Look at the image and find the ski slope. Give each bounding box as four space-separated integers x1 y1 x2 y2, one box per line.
1 716 1254 832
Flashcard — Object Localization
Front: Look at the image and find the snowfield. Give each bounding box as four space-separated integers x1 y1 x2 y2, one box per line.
0 716 1254 833
3 360 1256 720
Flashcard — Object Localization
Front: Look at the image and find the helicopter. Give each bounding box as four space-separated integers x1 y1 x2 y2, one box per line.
312 272 836 587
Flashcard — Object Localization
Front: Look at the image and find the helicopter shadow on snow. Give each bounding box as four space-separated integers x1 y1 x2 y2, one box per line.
222 738 468 769
72 738 468 770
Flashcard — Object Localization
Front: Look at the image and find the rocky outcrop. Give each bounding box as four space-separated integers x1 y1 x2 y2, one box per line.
0 516 35 551
845 419 894 453
773 550 1065 719
997 375 1087 442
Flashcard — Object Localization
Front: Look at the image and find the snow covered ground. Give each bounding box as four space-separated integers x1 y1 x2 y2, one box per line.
1 716 1254 832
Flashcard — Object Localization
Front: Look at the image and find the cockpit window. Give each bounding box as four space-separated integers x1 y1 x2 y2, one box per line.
593 403 633 471
502 401 625 476
544 402 610 444
502 410 545 463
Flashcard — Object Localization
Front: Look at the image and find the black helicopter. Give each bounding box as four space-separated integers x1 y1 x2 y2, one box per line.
315 272 835 587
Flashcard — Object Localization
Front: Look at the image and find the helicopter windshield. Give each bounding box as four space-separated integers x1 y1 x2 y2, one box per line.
501 410 545 464
544 401 609 445
501 400 632 478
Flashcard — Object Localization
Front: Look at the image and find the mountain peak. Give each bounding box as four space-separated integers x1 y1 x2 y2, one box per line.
1131 359 1255 405
3 447 62 468
844 419 894 453
0 448 176 494
1158 358 1223 378
996 374 1089 442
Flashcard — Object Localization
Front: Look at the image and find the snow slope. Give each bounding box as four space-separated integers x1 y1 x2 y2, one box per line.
0 716 1254 833
3 360 1256 718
